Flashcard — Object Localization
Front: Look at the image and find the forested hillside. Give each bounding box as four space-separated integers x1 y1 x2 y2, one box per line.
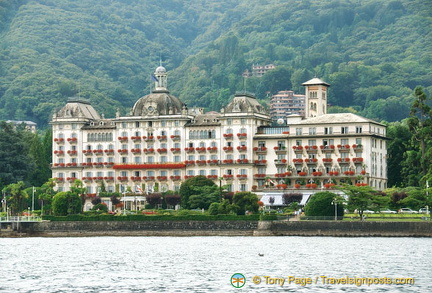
0 0 431 127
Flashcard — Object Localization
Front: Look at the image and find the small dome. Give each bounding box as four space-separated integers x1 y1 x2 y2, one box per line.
155 66 166 74
131 92 184 116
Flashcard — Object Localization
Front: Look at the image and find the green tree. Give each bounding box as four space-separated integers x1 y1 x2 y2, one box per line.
38 178 57 215
2 181 28 215
386 121 412 187
0 121 35 187
179 175 216 209
338 184 389 219
232 191 259 215
406 86 432 184
52 191 82 216
188 186 219 210
304 191 344 219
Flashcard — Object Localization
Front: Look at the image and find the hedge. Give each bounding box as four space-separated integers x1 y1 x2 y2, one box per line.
41 214 268 221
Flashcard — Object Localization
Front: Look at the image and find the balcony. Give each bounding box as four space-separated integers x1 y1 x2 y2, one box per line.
237 133 247 139
170 135 181 141
292 158 304 164
53 150 64 156
143 148 155 154
320 145 335 152
223 146 234 152
170 175 181 181
196 160 207 166
54 138 65 144
117 149 128 154
254 159 267 165
93 149 104 155
196 147 207 153
143 136 154 142
222 159 234 164
170 147 181 153
273 146 287 154
67 137 78 144
207 159 219 165
104 149 115 155
275 159 288 165
304 145 318 153
236 159 249 164
157 135 167 141
253 146 267 153
292 146 304 153
236 174 248 180
207 175 218 180
157 148 167 154
337 158 351 164
236 146 247 152
184 147 195 153
207 146 218 153
184 160 195 166
223 133 234 139
131 136 141 142
304 158 318 164
352 157 364 163
223 174 234 180
156 176 168 181
67 150 78 156
118 136 128 142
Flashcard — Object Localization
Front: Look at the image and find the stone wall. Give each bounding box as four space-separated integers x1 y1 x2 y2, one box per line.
19 220 259 237
5 220 432 237
266 221 432 237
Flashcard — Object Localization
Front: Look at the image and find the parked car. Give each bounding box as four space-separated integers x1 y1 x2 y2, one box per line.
362 210 375 214
419 208 430 214
399 208 418 214
379 209 397 214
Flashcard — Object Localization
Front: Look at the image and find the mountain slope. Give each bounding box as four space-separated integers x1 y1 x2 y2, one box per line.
0 0 431 127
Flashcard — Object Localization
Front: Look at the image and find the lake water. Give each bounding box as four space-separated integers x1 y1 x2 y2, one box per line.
0 236 431 292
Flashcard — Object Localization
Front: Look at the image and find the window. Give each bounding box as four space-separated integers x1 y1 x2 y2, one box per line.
295 140 302 146
309 127 316 135
122 157 128 163
148 121 153 127
356 126 362 133
160 156 167 163
258 141 266 148
227 118 232 125
341 139 349 145
135 121 140 127
295 128 302 135
341 127 348 134
122 122 127 128
134 157 142 163
174 120 179 126
241 118 246 125
173 170 180 176
356 138 362 145
161 120 166 127
308 139 316 146
199 170 206 176
174 156 180 162
147 156 154 163
324 127 333 134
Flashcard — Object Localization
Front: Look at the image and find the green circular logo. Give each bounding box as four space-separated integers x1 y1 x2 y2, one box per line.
231 273 246 288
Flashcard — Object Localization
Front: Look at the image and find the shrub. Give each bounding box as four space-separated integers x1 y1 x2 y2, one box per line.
304 191 344 219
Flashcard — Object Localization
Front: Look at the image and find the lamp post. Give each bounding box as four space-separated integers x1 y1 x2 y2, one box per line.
332 198 338 221
218 177 224 202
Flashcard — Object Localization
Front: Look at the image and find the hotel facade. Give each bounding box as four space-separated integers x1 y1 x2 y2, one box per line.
51 65 388 200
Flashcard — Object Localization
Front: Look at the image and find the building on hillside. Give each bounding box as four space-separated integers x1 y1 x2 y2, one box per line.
270 90 305 122
50 65 388 209
6 120 37 133
251 64 276 77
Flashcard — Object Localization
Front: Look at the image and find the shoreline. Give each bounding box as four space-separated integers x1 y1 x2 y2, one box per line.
2 220 432 238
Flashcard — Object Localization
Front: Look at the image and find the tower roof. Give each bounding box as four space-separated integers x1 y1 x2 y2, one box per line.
302 78 330 87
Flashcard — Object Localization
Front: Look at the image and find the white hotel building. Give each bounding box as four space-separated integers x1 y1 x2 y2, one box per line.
51 65 388 200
